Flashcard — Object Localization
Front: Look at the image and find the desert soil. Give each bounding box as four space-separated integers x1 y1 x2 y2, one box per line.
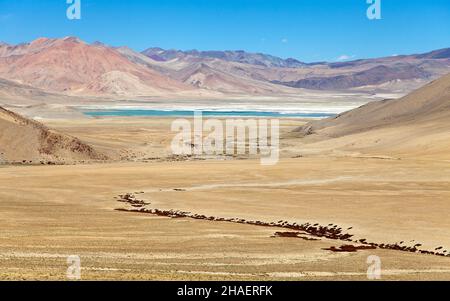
0 117 449 280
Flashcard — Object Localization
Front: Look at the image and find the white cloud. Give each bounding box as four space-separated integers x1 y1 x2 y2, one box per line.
336 54 355 61
281 38 288 44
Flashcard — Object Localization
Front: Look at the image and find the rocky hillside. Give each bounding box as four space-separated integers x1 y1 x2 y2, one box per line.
0 106 108 164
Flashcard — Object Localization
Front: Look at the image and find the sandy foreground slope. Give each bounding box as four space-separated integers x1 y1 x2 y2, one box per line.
294 73 450 160
0 116 449 280
0 159 449 280
0 106 107 164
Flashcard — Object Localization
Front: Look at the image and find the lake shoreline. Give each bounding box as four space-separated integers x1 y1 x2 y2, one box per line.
82 109 335 119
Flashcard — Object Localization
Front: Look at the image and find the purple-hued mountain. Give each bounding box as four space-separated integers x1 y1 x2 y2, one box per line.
273 65 433 90
0 37 449 97
142 48 306 68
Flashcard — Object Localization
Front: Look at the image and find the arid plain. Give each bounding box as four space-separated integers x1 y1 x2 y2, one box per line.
0 114 450 280
0 37 449 280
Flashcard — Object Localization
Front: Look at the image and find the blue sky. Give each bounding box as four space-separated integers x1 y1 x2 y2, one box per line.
0 0 449 62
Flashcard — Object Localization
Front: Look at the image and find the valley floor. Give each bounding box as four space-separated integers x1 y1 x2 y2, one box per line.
0 117 449 280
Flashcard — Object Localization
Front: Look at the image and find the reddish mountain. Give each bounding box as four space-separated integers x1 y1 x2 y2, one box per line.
0 37 449 97
0 37 191 96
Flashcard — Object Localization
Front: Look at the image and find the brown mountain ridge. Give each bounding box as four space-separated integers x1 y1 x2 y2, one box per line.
0 106 108 164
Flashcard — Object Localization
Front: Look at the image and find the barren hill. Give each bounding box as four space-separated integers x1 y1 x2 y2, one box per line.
0 106 108 164
0 37 191 96
175 62 300 95
295 73 450 159
275 65 432 90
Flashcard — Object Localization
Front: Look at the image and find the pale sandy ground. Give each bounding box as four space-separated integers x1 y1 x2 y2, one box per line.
43 117 307 160
1 117 450 280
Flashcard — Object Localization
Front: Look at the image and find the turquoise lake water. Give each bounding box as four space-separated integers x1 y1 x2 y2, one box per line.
83 109 334 118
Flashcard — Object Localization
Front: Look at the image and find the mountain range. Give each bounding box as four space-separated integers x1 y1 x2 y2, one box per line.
0 37 449 98
142 47 306 68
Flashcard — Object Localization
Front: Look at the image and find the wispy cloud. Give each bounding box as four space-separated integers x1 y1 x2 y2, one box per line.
281 38 288 44
336 54 355 61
